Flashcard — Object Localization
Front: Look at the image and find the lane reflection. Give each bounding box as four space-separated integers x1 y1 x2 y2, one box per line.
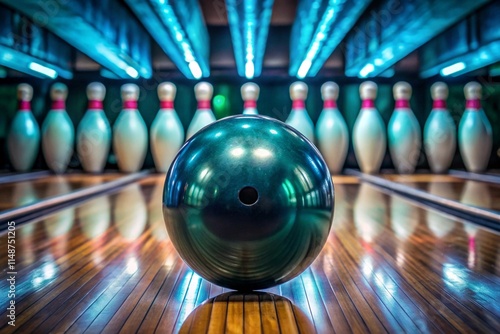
148 181 169 241
113 183 147 241
353 183 387 244
178 292 315 333
426 182 457 238
43 177 75 258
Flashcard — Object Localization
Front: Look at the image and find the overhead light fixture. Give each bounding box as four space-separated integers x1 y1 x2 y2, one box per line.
290 0 372 78
420 2 500 78
345 0 490 78
0 45 71 79
28 62 58 79
226 0 274 79
1 0 152 79
0 8 72 79
359 64 375 78
440 62 466 76
125 0 210 79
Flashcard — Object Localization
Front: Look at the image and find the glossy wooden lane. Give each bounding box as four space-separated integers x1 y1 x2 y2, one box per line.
0 174 122 212
0 176 499 333
381 174 500 212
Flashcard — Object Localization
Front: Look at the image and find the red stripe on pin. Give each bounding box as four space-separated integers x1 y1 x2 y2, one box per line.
432 100 447 109
18 101 31 111
123 101 138 109
361 99 375 108
466 99 481 109
323 100 337 109
395 99 409 108
161 101 174 109
292 100 305 109
244 100 257 109
198 100 211 109
88 100 103 110
51 100 65 110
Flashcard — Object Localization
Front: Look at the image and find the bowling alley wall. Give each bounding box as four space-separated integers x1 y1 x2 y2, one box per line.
1 78 499 171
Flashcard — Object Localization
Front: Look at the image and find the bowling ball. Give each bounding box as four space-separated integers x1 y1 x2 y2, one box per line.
163 115 334 290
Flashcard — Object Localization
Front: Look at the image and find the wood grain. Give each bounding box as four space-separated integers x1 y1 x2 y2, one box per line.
0 175 499 333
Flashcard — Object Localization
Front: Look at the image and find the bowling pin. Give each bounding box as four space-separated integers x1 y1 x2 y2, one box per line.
285 81 315 142
150 82 185 173
76 82 111 173
7 84 40 172
388 82 422 174
315 82 349 174
186 82 216 140
353 81 386 174
113 84 148 172
241 82 259 115
42 83 75 173
458 82 492 173
424 82 456 173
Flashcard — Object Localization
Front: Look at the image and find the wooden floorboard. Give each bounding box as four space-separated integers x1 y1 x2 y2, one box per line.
1 175 500 333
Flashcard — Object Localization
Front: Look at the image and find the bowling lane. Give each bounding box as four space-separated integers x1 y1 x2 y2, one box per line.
0 173 122 211
1 176 499 333
381 174 500 211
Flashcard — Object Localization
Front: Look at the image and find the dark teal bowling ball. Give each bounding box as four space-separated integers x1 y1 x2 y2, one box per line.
163 115 334 290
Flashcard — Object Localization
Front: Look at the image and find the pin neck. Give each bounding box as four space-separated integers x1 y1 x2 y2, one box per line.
432 100 447 110
123 100 138 109
323 100 337 109
51 100 65 110
18 100 31 111
197 100 211 109
88 100 103 110
160 101 174 109
466 99 481 110
361 99 375 108
292 100 305 109
244 100 257 109
395 99 409 109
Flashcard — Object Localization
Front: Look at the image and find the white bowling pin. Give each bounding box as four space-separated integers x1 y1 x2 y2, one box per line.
388 82 422 174
315 82 349 174
459 82 492 173
241 82 259 115
353 81 386 174
424 82 456 174
150 82 185 173
113 84 148 172
77 82 111 173
285 81 315 142
7 84 40 172
42 83 75 173
186 82 216 140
